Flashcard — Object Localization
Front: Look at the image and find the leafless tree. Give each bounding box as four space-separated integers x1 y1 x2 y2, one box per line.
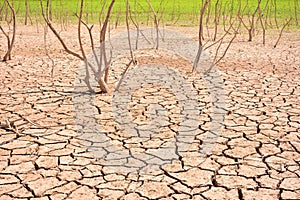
146 0 160 49
24 0 32 25
116 0 137 91
294 0 299 25
193 0 241 73
17 0 296 90
0 2 5 21
274 18 292 48
192 0 210 72
205 0 212 38
273 0 278 28
114 4 122 28
213 0 222 41
239 0 262 42
0 0 16 62
41 0 115 93
47 0 52 21
99 0 115 85
221 1 229 32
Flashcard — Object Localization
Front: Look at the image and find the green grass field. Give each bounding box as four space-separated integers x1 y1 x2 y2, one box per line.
3 0 300 26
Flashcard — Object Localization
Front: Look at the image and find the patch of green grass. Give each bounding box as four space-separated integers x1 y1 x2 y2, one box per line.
6 0 300 26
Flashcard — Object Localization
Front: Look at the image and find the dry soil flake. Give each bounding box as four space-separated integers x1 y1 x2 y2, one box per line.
68 186 98 200
0 25 300 200
136 181 173 199
27 177 65 197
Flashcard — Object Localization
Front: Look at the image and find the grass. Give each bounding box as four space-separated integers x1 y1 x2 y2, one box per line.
3 0 300 27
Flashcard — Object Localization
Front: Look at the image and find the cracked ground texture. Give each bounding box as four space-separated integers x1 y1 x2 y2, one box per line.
0 26 299 200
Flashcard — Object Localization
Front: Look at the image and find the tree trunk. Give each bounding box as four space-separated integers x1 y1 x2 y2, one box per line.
2 0 16 61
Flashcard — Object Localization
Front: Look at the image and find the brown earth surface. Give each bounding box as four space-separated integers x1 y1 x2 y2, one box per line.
0 25 300 200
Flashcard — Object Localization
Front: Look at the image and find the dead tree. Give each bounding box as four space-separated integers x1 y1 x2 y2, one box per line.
192 0 210 72
239 0 262 42
273 0 278 28
41 0 115 93
0 2 4 21
115 0 137 91
213 0 222 41
100 0 115 84
0 0 16 62
274 18 292 48
257 0 269 45
47 0 52 21
146 0 160 49
193 0 240 73
25 0 29 25
294 0 299 25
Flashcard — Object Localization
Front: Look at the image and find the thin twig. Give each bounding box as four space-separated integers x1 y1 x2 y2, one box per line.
146 0 159 49
274 18 292 48
99 0 115 84
126 0 136 64
40 0 84 60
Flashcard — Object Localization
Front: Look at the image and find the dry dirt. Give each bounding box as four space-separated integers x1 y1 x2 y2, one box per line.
0 25 299 200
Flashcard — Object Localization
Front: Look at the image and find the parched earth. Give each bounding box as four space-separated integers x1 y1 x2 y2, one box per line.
0 26 299 200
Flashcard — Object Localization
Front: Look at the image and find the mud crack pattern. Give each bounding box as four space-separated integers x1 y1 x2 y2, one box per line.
0 26 299 199
73 29 226 175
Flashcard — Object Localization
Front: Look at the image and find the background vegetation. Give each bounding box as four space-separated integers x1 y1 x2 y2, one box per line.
2 0 299 27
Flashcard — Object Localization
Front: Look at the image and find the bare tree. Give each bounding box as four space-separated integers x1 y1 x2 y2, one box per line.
256 0 270 45
192 0 210 72
129 0 141 50
273 0 278 28
0 0 16 62
146 0 160 49
24 0 31 25
192 0 241 73
100 0 115 84
213 0 222 41
47 0 52 21
41 0 115 93
205 0 212 38
0 2 5 21
40 0 83 59
239 0 262 42
114 4 122 28
294 0 299 25
115 0 137 91
221 1 229 32
274 18 292 48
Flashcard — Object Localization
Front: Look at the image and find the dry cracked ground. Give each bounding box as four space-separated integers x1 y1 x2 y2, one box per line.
0 26 299 200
